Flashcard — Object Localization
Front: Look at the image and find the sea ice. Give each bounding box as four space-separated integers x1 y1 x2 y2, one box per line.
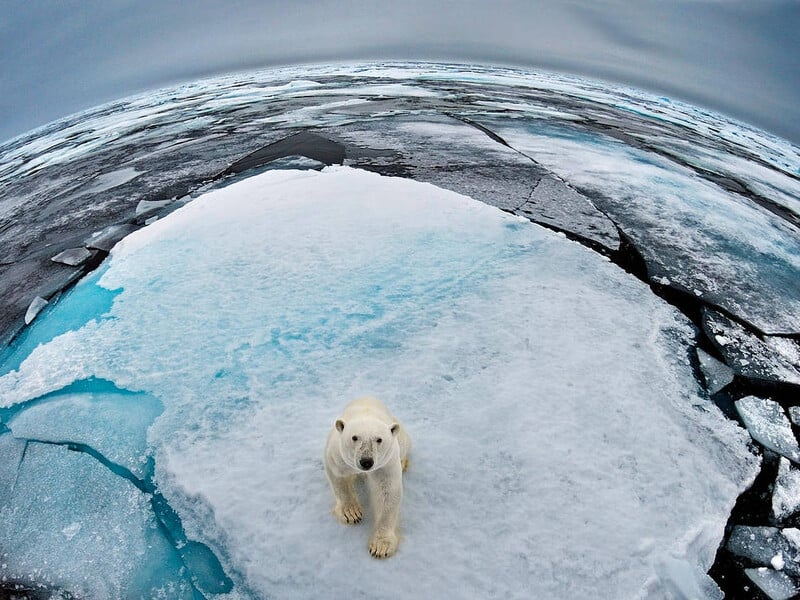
728 526 800 579
80 167 143 195
744 568 799 600
736 397 800 462
773 458 800 522
696 348 735 395
50 247 92 267
0 442 194 598
704 309 800 387
23 296 48 325
492 120 800 335
0 167 758 598
5 380 162 480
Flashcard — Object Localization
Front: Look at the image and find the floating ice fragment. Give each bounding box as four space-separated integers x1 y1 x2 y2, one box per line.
135 199 172 216
81 167 142 194
51 247 92 267
86 224 138 252
696 348 735 394
791 407 800 427
772 552 786 570
728 526 800 577
744 568 799 600
784 528 800 550
735 397 800 462
766 337 800 370
704 310 800 387
24 297 48 325
773 458 800 521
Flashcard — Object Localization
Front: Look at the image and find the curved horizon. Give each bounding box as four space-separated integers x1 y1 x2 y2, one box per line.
1 0 799 146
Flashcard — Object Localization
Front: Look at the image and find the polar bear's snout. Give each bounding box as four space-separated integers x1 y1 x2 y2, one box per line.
359 456 374 471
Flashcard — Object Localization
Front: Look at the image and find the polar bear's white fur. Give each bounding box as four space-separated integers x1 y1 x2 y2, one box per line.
324 397 411 558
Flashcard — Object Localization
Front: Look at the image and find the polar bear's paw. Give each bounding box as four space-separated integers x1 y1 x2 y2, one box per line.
334 501 363 524
369 531 399 559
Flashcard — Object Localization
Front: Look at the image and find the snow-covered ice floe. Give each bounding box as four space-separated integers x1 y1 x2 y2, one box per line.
0 167 758 598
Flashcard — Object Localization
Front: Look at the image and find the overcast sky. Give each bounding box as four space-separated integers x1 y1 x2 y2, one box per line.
1 0 799 145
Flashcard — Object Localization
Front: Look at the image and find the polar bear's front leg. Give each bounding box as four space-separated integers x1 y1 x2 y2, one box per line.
367 460 403 558
325 463 363 524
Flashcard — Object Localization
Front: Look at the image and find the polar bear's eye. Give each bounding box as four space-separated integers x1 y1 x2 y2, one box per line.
376 438 382 444
352 435 359 442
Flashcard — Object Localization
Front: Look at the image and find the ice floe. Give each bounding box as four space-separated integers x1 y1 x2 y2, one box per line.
0 167 758 598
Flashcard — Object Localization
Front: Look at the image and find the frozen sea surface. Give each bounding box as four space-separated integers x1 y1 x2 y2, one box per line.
0 167 758 598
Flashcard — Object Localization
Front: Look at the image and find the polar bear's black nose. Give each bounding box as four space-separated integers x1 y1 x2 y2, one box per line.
359 457 374 470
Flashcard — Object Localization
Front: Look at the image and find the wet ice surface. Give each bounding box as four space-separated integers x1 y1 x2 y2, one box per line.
0 62 798 598
0 168 759 598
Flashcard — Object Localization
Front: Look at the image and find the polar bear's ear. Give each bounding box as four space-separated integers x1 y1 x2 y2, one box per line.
390 423 400 436
335 419 345 433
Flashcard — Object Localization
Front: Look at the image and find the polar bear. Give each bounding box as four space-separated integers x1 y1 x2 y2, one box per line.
324 397 411 558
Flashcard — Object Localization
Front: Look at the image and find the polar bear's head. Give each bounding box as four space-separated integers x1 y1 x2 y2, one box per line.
335 417 400 472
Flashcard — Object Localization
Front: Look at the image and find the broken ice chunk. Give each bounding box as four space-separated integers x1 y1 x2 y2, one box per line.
86 223 137 251
51 247 92 267
736 396 800 462
24 296 48 325
784 528 800 550
704 309 800 387
0 442 194 598
135 199 173 216
773 458 800 521
766 337 800 369
728 526 800 577
744 568 799 600
790 407 800 427
696 348 735 394
6 381 162 480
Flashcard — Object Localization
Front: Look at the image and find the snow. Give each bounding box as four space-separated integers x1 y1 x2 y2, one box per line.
0 167 758 598
735 397 800 462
